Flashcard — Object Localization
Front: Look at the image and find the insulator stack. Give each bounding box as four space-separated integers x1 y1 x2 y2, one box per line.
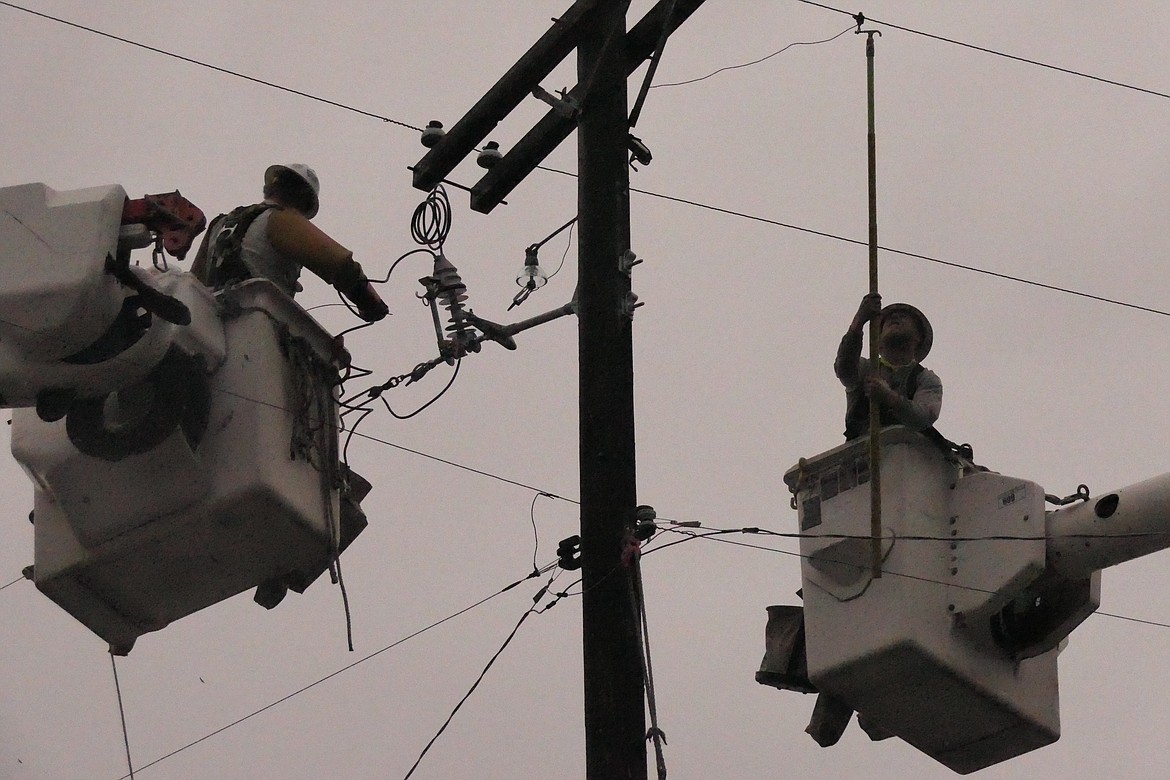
431 254 471 341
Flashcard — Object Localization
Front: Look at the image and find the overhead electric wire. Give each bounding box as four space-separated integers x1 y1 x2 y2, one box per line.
7 0 1169 131
795 0 1170 101
112 565 556 780
0 576 23 592
645 525 1170 631
402 575 563 780
0 1 421 130
0 306 577 503
98 505 1170 780
7 5 1168 774
626 184 1170 319
532 163 1170 318
651 24 854 88
4 3 1166 319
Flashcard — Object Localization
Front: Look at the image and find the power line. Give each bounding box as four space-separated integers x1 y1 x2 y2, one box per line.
0 303 578 504
113 566 553 780
648 525 1170 631
9 0 1168 114
626 184 1170 318
402 576 561 779
535 163 1170 318
344 425 577 502
795 0 1170 101
4 2 1166 319
0 576 24 592
0 1 420 130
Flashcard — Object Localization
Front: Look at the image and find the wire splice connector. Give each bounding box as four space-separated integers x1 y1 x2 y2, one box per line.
557 535 583 571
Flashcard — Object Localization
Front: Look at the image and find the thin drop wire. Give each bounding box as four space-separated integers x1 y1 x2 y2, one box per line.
113 566 555 780
110 654 135 780
652 25 854 88
401 576 557 779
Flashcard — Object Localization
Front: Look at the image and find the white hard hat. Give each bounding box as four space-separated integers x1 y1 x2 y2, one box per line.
265 163 320 218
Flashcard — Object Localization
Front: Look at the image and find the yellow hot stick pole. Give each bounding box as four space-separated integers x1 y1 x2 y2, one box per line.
864 29 882 579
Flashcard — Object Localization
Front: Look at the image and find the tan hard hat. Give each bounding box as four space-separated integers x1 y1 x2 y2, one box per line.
265 163 320 218
879 303 933 361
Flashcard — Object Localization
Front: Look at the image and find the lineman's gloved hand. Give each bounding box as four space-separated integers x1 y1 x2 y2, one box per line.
856 292 882 323
334 259 389 322
850 292 882 333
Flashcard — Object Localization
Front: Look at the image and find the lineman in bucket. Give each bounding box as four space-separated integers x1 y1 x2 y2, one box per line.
835 293 940 440
192 163 388 322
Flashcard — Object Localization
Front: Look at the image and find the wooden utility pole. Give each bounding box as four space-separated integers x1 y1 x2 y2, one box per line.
575 4 645 778
411 4 707 777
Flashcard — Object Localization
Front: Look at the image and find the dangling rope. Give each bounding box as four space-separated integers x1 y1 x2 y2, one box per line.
630 553 668 779
110 652 136 780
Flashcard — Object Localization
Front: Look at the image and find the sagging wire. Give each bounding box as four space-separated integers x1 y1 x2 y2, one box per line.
401 571 566 780
652 25 855 88
528 492 558 575
113 564 558 780
337 186 575 431
379 359 461 420
796 0 1170 101
332 319 375 340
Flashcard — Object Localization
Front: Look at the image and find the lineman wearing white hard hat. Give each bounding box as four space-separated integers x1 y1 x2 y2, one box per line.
191 163 387 322
835 292 941 440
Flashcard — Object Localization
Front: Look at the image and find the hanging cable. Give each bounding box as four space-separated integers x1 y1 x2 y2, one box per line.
379 359 461 420
112 565 557 780
528 492 558 575
652 24 854 88
328 556 355 652
630 550 668 780
0 576 24 592
548 220 575 282
110 653 135 780
401 574 560 779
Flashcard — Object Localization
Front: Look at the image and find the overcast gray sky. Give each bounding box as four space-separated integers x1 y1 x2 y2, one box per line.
3 2 1170 778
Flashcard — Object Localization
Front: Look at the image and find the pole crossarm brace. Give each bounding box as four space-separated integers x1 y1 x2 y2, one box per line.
410 0 708 213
